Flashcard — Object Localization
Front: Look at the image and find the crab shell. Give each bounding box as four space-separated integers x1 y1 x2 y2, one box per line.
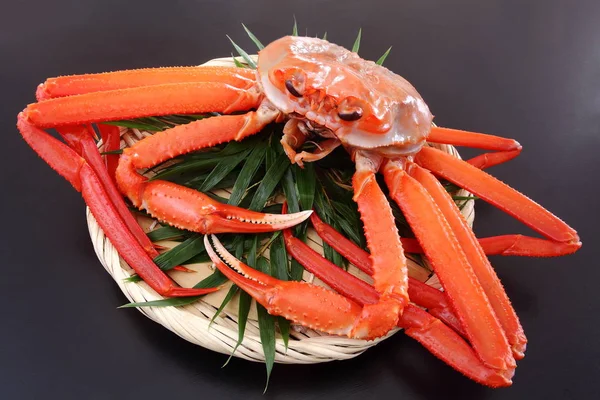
257 36 433 157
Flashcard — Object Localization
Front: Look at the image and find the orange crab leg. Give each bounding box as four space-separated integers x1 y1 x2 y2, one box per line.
408 162 526 359
27 81 261 128
57 126 156 254
379 235 578 257
383 161 514 372
306 211 465 337
415 146 581 252
116 110 311 234
36 66 256 100
352 152 409 312
56 125 190 272
17 114 218 297
427 126 522 169
205 235 397 339
222 223 512 387
96 123 121 181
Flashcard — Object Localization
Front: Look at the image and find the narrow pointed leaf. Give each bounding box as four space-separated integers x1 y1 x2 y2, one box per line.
322 31 328 40
270 235 291 349
227 35 257 69
232 53 246 69
224 236 257 366
376 46 392 65
210 285 239 325
242 23 264 50
147 225 187 242
118 270 228 308
248 153 290 211
199 149 251 192
296 163 316 211
153 234 205 270
256 256 276 393
352 28 362 53
292 17 298 36
228 143 267 206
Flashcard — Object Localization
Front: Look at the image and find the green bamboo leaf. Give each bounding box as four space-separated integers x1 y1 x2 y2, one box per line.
352 28 362 53
210 285 239 326
153 234 205 270
104 119 162 131
282 168 300 214
100 149 123 155
242 23 264 50
296 163 316 211
282 167 306 281
248 153 289 211
199 149 250 192
118 297 201 309
123 275 142 283
228 143 267 206
223 290 251 367
119 270 228 308
223 235 257 366
150 158 222 181
270 233 288 280
232 54 246 68
227 35 257 69
292 16 298 36
256 256 276 393
270 235 291 349
147 225 187 242
376 46 392 66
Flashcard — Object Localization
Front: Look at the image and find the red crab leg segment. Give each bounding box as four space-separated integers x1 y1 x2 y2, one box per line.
58 125 191 272
408 162 527 359
17 114 218 297
116 109 311 234
352 152 409 313
383 161 514 371
248 223 512 387
96 123 121 181
58 125 156 255
36 66 256 100
427 127 522 169
205 235 397 339
415 146 581 251
306 211 464 337
27 81 261 128
388 235 579 257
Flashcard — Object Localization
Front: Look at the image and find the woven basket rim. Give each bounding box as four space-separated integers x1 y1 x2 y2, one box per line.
86 55 476 364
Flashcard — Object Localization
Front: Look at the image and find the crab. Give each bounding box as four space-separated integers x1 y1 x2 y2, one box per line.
17 35 580 387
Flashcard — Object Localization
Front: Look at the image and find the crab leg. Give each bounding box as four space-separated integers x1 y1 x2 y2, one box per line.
36 66 256 100
205 235 397 340
56 125 190 272
27 81 261 128
415 146 581 256
116 108 311 234
427 126 522 169
57 125 156 254
408 162 526 359
351 152 409 312
17 114 218 297
383 161 515 371
382 235 577 257
208 230 512 387
306 211 465 337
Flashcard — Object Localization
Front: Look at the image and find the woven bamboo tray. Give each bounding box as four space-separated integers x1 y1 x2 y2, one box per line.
86 56 475 364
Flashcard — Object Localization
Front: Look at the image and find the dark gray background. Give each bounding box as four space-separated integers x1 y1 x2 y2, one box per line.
2 1 599 399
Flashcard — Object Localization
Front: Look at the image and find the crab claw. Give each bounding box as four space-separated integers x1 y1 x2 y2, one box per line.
204 234 387 338
201 201 313 233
